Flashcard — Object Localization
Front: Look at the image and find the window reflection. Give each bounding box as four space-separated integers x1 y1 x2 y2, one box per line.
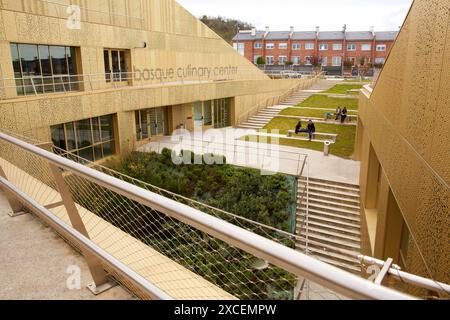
10 43 79 96
51 115 116 162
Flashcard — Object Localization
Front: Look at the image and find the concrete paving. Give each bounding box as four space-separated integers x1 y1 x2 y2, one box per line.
0 191 134 300
138 128 360 185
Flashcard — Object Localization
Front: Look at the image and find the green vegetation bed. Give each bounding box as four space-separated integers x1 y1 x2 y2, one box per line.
323 84 363 95
297 95 359 110
262 118 357 159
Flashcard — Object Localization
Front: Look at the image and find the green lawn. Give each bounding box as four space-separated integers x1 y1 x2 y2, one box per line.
297 95 359 110
345 79 371 83
261 118 357 159
323 84 363 95
243 136 325 154
279 108 358 118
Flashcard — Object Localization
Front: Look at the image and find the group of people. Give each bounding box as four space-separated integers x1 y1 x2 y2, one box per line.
335 107 348 123
295 120 316 141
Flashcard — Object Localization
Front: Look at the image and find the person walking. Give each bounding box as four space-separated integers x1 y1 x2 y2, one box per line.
307 120 316 141
341 107 348 123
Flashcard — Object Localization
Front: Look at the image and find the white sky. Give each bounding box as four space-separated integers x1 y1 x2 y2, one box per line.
176 0 413 31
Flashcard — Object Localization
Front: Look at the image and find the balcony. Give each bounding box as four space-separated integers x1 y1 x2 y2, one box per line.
0 130 447 300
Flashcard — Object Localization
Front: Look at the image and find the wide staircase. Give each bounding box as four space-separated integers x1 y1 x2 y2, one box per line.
238 80 339 129
295 177 362 274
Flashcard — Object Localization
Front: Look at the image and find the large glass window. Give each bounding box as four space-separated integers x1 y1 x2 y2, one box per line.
104 49 130 82
50 115 116 162
10 43 79 96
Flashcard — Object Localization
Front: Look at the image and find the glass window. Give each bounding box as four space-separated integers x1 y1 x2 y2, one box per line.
376 44 386 51
39 45 53 93
18 44 42 94
266 43 274 49
10 43 79 96
266 56 274 65
50 115 116 162
254 42 262 49
332 56 342 66
319 44 328 51
111 50 120 82
120 51 127 81
292 56 300 65
51 46 68 92
100 115 114 141
203 101 212 126
347 44 356 51
361 44 372 51
51 124 66 150
76 119 92 149
305 43 314 50
292 43 301 50
10 44 24 95
104 50 111 82
333 43 342 51
278 56 287 65
65 122 77 151
279 43 288 49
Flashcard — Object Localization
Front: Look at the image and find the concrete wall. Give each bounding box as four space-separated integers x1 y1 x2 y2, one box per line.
355 0 449 288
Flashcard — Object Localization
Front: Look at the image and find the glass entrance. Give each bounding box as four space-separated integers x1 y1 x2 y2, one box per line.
136 107 169 141
193 101 215 129
194 102 203 128
150 107 165 136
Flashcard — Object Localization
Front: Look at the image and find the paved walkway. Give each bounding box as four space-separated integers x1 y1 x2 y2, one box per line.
0 191 134 300
138 128 360 184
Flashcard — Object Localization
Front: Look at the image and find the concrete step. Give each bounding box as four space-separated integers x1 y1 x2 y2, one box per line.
295 232 360 251
296 249 361 273
297 219 360 236
247 119 270 125
296 243 360 266
252 115 274 120
307 191 360 206
298 208 360 223
301 225 360 243
239 124 264 129
306 197 360 211
300 203 360 218
304 186 361 201
294 235 360 256
297 213 360 230
300 177 360 191
302 181 360 195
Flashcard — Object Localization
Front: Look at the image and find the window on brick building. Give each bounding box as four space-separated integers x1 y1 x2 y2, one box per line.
292 56 301 65
319 44 328 51
266 43 275 49
278 56 287 65
266 56 274 65
254 42 263 49
332 56 342 66
279 43 288 49
376 44 387 51
347 44 356 51
333 43 342 51
292 43 301 50
361 44 372 51
305 43 315 50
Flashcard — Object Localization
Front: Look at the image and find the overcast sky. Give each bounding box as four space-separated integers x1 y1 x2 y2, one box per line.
176 0 413 31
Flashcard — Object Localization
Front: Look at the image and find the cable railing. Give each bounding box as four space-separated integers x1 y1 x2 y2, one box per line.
0 68 272 99
0 130 418 300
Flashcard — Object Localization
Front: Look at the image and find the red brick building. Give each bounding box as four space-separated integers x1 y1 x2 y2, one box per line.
233 27 397 68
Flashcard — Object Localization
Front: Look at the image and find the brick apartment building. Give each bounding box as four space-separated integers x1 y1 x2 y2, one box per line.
233 26 398 70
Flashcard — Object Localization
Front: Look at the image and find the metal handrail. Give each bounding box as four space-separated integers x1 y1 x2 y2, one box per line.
0 176 173 300
0 131 415 300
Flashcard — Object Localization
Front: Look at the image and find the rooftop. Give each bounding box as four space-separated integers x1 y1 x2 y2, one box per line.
233 29 398 41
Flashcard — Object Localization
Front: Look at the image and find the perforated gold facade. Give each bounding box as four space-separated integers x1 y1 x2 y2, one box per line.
356 0 449 289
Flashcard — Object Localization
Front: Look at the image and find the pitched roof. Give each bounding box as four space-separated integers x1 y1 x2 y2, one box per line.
318 31 345 40
346 31 374 41
375 31 399 41
232 29 399 42
232 31 264 41
265 31 291 40
291 31 317 40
